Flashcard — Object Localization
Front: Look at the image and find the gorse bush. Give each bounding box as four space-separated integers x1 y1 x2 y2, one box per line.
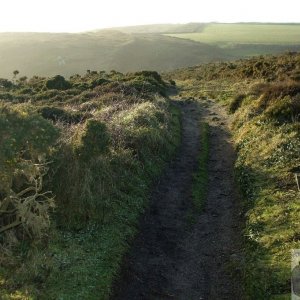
257 81 300 107
39 106 85 124
0 78 13 89
254 81 300 123
0 103 59 243
46 75 71 90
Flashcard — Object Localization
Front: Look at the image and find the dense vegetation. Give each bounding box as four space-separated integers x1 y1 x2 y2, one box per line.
0 70 180 299
166 52 300 299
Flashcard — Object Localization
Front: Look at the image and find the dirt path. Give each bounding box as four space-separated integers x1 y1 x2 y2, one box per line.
112 98 243 300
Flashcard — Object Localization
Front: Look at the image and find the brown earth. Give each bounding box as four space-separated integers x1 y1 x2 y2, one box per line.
112 97 243 300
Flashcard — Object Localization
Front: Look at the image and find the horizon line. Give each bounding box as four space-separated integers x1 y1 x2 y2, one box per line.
0 21 300 34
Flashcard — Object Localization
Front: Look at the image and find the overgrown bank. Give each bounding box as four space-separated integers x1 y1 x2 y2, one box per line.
167 52 300 299
0 71 180 299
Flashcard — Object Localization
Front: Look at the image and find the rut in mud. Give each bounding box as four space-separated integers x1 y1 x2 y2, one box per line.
112 98 243 300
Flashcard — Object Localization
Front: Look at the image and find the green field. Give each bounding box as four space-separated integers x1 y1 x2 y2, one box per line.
166 23 300 46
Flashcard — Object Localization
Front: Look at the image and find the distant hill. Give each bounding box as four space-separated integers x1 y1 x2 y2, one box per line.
0 30 230 78
1 23 300 79
106 23 207 34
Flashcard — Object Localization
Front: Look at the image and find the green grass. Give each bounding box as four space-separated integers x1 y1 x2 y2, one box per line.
192 122 209 212
168 52 300 299
166 23 300 57
0 72 182 299
166 24 300 46
42 105 181 300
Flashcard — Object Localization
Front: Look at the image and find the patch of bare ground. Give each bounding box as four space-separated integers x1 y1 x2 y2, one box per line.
112 97 243 300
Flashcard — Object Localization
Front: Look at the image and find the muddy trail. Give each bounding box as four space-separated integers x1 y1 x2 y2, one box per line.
112 98 243 300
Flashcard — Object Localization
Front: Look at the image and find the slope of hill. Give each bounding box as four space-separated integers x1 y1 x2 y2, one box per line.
0 30 230 79
1 40 300 298
107 34 231 71
107 22 206 34
0 71 180 299
166 52 300 299
1 23 300 79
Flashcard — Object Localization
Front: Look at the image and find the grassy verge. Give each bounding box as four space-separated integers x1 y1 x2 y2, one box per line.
0 103 181 300
188 80 300 299
192 122 209 212
39 104 181 300
233 115 300 299
167 53 300 299
186 121 209 226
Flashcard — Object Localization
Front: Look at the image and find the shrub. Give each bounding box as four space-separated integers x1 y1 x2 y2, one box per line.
73 119 110 160
114 101 173 163
39 106 84 124
134 71 165 85
18 87 33 95
46 75 71 90
0 92 13 101
264 95 300 123
33 90 61 101
0 103 59 242
90 78 110 88
255 81 300 108
0 78 13 89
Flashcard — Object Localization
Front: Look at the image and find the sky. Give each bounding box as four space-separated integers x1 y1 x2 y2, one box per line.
0 0 299 32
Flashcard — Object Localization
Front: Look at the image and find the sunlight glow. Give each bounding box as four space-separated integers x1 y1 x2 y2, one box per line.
0 0 299 32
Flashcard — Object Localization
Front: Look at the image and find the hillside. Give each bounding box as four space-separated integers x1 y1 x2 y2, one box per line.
0 71 181 299
166 52 300 299
0 30 230 78
1 24 300 298
107 22 206 34
1 23 300 79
